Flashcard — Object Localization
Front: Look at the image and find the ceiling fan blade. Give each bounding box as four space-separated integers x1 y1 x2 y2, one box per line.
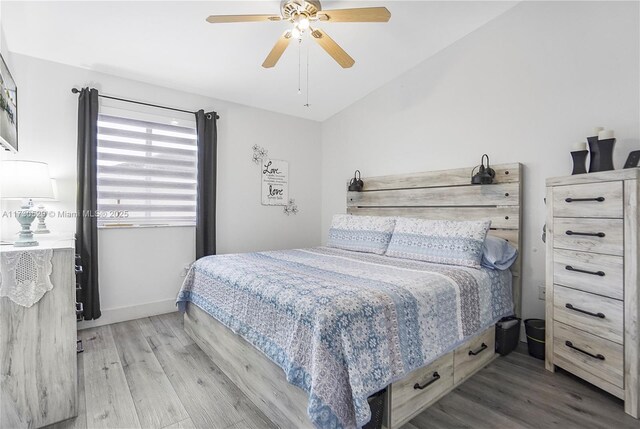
310 28 355 68
317 7 391 23
206 14 282 23
262 31 293 68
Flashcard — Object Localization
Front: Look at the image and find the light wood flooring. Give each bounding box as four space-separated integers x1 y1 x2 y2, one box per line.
47 312 639 429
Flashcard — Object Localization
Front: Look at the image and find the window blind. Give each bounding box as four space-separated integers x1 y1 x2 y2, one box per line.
97 113 197 226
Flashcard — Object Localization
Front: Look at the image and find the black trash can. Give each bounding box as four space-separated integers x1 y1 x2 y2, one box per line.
495 316 521 356
363 389 386 429
524 319 545 360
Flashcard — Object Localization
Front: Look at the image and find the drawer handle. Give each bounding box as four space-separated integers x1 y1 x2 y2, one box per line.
565 230 606 238
468 343 488 356
565 265 605 277
565 341 605 361
413 372 440 390
565 303 605 319
564 197 605 203
75 265 84 274
76 302 84 321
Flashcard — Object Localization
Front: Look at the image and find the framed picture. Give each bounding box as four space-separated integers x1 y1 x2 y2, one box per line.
0 53 17 152
261 159 289 206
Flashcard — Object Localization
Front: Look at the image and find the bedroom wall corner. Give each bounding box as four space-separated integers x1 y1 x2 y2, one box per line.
319 1 640 331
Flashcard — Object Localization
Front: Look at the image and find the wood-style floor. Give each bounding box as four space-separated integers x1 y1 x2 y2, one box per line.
48 312 638 429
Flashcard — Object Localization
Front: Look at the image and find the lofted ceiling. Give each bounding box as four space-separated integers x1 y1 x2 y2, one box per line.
2 1 517 121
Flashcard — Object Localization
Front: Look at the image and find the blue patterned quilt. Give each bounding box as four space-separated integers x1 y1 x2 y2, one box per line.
177 247 513 429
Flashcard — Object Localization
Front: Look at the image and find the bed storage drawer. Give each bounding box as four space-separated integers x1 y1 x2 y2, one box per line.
553 217 623 256
553 321 623 389
552 182 623 218
553 249 624 300
453 326 495 384
553 285 623 344
389 353 454 428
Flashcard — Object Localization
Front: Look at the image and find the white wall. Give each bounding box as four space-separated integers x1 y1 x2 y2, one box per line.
1 54 322 327
320 1 640 325
3 1 638 330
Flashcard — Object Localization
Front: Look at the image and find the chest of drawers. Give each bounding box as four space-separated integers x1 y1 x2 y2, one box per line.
0 241 78 428
545 169 639 419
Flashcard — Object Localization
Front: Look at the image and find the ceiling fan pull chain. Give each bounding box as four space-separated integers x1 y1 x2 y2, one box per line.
305 42 310 108
298 39 302 95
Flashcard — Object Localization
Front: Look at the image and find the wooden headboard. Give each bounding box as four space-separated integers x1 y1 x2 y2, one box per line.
346 163 523 317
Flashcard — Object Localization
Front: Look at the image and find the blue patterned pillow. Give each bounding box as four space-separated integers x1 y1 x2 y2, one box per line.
385 218 491 268
327 214 396 255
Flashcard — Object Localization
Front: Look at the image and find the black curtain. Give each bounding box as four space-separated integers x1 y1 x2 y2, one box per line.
195 110 218 259
76 88 101 320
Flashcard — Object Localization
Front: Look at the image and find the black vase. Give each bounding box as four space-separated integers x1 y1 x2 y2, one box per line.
587 136 599 172
571 150 588 175
596 138 616 172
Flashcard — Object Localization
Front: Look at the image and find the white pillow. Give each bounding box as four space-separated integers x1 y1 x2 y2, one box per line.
385 218 491 268
327 214 396 255
481 236 518 270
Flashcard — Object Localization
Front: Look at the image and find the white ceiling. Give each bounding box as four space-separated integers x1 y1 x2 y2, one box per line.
2 1 517 121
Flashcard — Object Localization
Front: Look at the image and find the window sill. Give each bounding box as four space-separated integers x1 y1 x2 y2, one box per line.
98 224 196 230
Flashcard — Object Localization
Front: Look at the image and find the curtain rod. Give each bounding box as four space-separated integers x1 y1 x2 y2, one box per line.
70 88 220 119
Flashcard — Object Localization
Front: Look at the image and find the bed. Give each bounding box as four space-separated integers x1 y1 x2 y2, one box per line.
179 163 523 429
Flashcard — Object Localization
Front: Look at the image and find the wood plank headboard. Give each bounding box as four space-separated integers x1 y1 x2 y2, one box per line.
346 163 523 317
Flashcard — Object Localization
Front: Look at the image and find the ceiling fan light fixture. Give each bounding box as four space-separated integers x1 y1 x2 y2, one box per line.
291 26 302 39
294 14 311 30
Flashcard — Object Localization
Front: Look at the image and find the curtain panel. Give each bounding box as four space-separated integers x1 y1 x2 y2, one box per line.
76 87 101 320
195 110 218 259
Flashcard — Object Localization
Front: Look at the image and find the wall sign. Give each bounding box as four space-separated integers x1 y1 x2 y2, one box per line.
261 159 289 206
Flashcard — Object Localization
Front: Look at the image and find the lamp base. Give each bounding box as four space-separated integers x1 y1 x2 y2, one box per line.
14 202 38 247
14 238 39 247
33 204 51 234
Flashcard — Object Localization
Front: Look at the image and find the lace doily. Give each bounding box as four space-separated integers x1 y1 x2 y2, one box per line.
0 249 54 307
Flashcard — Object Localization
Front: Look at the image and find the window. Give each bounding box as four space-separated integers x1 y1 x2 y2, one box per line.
97 113 197 227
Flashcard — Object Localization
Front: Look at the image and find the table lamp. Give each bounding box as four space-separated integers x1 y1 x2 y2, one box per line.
34 178 58 234
0 160 54 247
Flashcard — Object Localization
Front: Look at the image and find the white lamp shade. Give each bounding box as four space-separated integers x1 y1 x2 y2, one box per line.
1 160 55 200
50 178 59 201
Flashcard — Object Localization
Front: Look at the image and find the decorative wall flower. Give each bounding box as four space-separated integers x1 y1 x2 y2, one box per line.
252 144 268 164
284 199 298 215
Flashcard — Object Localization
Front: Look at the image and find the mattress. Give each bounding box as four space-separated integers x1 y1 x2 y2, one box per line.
177 247 513 429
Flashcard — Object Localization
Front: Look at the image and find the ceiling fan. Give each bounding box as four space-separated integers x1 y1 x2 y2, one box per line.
206 0 391 69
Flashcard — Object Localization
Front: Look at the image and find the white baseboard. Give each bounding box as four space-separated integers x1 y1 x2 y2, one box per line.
78 298 177 330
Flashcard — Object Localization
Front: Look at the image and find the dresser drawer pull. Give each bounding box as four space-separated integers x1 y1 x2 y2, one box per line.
468 343 488 356
76 302 84 321
565 303 605 319
413 372 441 390
565 341 605 360
565 230 606 238
564 197 605 203
75 265 83 274
565 265 605 277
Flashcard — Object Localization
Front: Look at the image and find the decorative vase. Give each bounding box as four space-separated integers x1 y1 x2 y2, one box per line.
571 150 588 175
596 138 616 172
587 136 599 172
